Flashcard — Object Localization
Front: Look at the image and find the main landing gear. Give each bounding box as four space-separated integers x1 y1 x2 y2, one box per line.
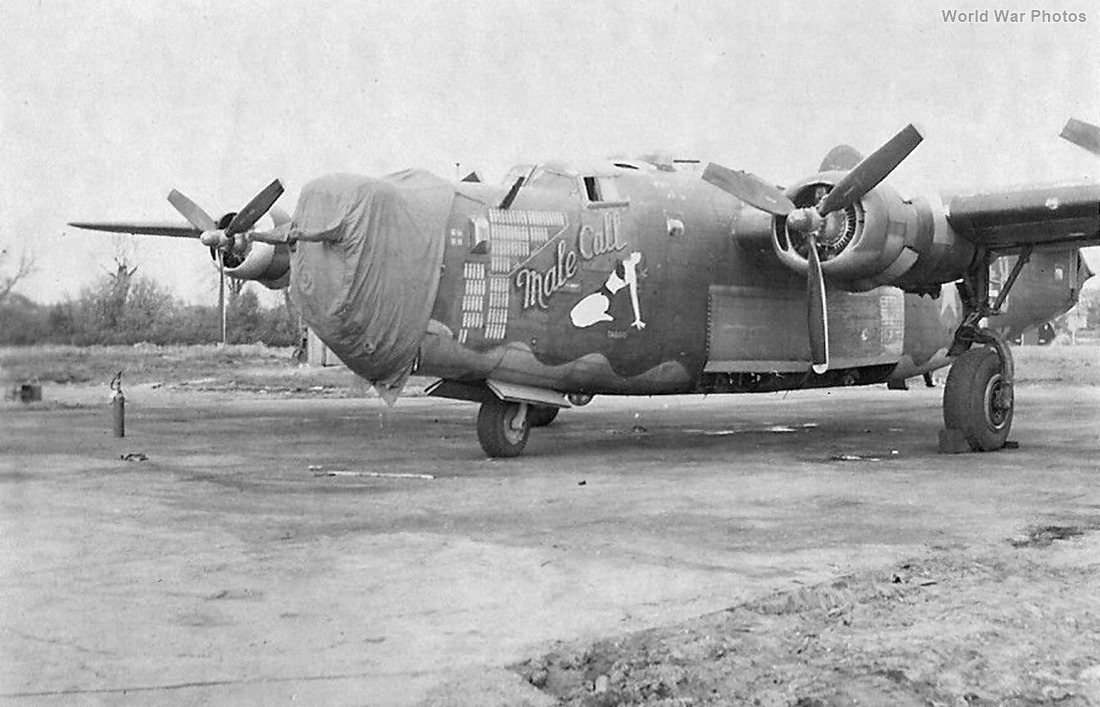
940 248 1030 452
943 346 1013 451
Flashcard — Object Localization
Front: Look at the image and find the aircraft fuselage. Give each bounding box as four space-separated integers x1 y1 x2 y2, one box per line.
414 162 1031 397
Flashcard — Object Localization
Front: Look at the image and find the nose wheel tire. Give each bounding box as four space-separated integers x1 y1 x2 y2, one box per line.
477 399 531 458
943 346 1013 451
528 405 560 428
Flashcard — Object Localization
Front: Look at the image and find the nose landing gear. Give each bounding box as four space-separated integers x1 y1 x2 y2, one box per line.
477 399 531 458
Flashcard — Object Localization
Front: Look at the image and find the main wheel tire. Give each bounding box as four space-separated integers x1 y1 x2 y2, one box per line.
477 399 530 458
528 405 560 427
943 346 1013 451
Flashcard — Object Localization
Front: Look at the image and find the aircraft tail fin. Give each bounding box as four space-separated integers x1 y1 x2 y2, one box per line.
818 144 863 172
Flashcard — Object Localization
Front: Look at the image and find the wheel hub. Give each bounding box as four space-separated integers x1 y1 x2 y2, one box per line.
984 373 1012 429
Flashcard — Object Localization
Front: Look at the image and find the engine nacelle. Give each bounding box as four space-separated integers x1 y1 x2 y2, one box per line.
213 240 291 289
773 172 976 292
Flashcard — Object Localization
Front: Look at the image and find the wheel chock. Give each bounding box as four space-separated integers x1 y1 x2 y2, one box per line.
938 428 970 454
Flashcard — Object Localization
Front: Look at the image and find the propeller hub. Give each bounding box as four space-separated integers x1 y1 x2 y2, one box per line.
786 208 824 234
200 230 228 248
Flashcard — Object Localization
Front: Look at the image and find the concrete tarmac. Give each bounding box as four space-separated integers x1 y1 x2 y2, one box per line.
1 382 1098 705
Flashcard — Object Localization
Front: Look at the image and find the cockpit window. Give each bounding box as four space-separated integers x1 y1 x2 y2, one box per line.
527 169 577 194
502 164 535 186
583 176 625 204
505 163 627 204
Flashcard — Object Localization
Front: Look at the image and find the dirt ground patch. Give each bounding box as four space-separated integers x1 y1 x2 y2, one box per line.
1008 518 1100 548
516 534 1100 707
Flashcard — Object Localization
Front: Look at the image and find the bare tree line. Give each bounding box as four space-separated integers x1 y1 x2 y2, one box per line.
0 248 298 347
0 247 35 306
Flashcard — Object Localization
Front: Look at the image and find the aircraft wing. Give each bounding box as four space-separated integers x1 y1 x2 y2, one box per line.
948 117 1100 253
68 221 202 238
945 182 1100 253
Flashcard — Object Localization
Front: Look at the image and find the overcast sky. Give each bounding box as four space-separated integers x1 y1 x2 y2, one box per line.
3 0 1098 304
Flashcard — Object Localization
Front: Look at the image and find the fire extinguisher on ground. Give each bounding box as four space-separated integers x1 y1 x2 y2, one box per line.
110 371 125 438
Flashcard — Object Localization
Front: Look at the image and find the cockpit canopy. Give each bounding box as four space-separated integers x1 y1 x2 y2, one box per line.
498 156 699 206
501 161 630 204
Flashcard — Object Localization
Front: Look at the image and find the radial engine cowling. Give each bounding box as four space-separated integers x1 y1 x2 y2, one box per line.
213 240 291 289
773 172 976 292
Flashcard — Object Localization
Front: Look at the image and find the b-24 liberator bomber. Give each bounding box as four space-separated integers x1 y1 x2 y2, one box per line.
72 120 1100 457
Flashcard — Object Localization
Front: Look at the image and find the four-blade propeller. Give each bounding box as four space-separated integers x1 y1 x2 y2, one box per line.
703 124 924 374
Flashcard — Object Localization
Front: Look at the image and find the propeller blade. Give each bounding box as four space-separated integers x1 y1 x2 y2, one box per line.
167 189 218 231
817 124 923 215
217 250 227 345
68 221 201 238
225 180 285 237
1060 117 1100 157
806 234 829 374
702 163 795 216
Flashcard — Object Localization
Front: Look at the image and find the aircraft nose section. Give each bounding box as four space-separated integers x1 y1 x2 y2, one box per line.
289 171 455 396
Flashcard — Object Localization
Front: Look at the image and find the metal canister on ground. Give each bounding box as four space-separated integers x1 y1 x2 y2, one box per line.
110 371 125 438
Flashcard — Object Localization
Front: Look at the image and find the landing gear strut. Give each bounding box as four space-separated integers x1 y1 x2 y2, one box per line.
941 247 1030 452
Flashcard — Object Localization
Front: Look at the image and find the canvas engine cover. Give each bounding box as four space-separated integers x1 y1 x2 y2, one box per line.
289 171 453 397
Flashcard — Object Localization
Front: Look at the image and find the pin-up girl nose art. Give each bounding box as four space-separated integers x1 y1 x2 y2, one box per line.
570 251 646 330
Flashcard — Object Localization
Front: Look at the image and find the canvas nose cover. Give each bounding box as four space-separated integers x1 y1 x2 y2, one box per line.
289 171 452 396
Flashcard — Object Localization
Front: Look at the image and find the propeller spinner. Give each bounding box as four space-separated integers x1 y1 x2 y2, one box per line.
703 124 924 373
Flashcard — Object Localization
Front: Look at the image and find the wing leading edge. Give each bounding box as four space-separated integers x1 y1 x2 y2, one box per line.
945 182 1100 253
